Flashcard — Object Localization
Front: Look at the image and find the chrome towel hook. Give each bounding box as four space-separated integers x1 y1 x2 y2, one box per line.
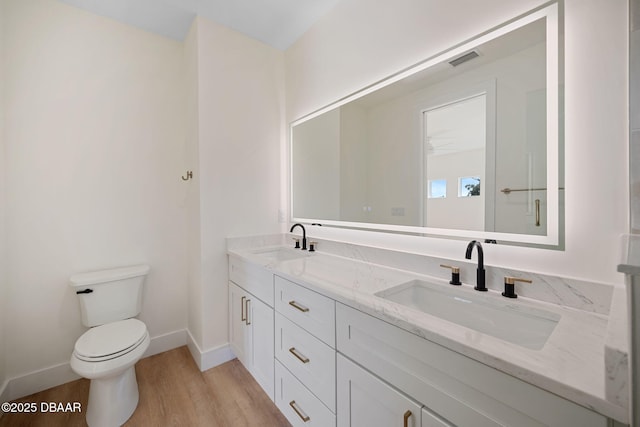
182 171 193 181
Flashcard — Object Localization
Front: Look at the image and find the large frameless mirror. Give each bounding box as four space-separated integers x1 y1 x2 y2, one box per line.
291 3 562 246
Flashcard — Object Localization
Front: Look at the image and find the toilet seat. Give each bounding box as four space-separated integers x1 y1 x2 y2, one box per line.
74 318 148 362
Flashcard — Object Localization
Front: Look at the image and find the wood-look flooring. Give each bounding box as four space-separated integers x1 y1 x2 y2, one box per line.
0 346 291 427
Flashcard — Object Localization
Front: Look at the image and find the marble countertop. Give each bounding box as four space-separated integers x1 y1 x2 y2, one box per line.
228 241 628 423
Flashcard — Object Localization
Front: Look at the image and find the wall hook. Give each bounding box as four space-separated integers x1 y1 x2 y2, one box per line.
182 171 193 181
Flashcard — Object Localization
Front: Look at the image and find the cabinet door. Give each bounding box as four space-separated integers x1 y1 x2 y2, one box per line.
229 282 251 366
337 354 422 427
248 296 275 400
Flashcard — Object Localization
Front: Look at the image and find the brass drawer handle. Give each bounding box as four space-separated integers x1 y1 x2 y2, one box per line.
289 400 310 422
289 347 310 364
404 410 412 427
241 296 246 322
288 300 310 313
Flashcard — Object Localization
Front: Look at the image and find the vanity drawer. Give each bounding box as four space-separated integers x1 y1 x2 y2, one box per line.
275 275 335 347
229 254 274 307
275 313 336 412
275 360 336 427
336 303 608 427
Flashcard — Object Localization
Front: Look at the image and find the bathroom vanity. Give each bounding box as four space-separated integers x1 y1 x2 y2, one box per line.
227 235 629 427
224 1 630 425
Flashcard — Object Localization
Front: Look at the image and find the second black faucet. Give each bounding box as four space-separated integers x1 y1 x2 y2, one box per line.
290 223 307 250
465 240 486 291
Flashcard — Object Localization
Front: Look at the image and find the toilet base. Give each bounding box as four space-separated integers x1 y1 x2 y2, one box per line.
86 365 139 427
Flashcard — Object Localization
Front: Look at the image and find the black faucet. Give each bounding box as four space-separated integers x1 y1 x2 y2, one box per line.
465 240 486 291
290 223 307 250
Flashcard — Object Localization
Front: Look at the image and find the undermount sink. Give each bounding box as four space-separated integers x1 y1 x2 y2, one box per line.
251 246 311 262
376 279 560 350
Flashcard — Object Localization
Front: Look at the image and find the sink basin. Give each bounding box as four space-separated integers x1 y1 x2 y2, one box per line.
250 247 311 262
376 279 560 350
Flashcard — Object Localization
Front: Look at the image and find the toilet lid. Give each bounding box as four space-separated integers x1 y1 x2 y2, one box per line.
74 318 147 361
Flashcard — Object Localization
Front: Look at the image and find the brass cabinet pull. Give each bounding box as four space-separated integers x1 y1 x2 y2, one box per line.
289 347 310 364
288 300 310 313
535 199 541 227
403 410 412 427
245 299 251 325
289 400 310 422
240 296 246 322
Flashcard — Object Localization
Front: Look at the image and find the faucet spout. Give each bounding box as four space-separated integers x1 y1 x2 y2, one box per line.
465 240 487 291
290 223 307 250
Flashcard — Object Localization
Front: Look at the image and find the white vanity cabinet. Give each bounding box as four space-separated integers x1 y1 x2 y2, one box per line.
228 255 275 401
274 275 337 426
336 302 609 427
227 250 623 426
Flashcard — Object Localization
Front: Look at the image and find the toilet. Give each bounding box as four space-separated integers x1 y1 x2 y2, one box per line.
69 264 151 427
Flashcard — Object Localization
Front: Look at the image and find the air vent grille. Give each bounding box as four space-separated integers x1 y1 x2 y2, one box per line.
448 50 480 67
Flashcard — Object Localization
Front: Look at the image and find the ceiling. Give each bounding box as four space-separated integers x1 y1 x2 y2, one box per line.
58 0 342 50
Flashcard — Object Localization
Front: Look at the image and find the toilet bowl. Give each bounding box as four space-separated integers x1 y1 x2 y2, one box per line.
70 319 150 427
69 264 150 427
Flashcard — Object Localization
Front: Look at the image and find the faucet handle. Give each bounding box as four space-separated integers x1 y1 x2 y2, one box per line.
292 237 300 249
502 276 532 298
309 241 317 252
440 264 461 286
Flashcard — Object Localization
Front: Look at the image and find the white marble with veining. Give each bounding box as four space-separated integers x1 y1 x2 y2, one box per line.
613 234 640 423
308 237 615 315
605 286 629 409
227 234 628 423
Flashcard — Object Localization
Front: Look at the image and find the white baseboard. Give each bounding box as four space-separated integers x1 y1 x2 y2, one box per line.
1 329 187 402
0 378 11 410
186 330 234 372
0 362 80 403
143 328 187 358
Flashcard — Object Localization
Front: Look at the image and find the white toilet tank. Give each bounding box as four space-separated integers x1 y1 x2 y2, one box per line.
70 264 150 327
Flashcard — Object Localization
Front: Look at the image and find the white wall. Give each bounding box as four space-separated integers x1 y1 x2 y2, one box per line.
285 0 628 285
0 0 7 395
184 20 204 351
3 0 188 380
193 16 283 352
340 104 368 222
632 0 640 233
426 149 485 231
293 108 341 219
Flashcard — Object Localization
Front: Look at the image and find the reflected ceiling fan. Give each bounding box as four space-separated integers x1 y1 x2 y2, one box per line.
424 131 459 154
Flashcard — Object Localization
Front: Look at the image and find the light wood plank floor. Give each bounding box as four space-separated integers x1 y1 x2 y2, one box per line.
0 346 291 427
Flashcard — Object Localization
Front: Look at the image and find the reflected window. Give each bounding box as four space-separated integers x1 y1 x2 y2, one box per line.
459 176 481 197
428 179 447 198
